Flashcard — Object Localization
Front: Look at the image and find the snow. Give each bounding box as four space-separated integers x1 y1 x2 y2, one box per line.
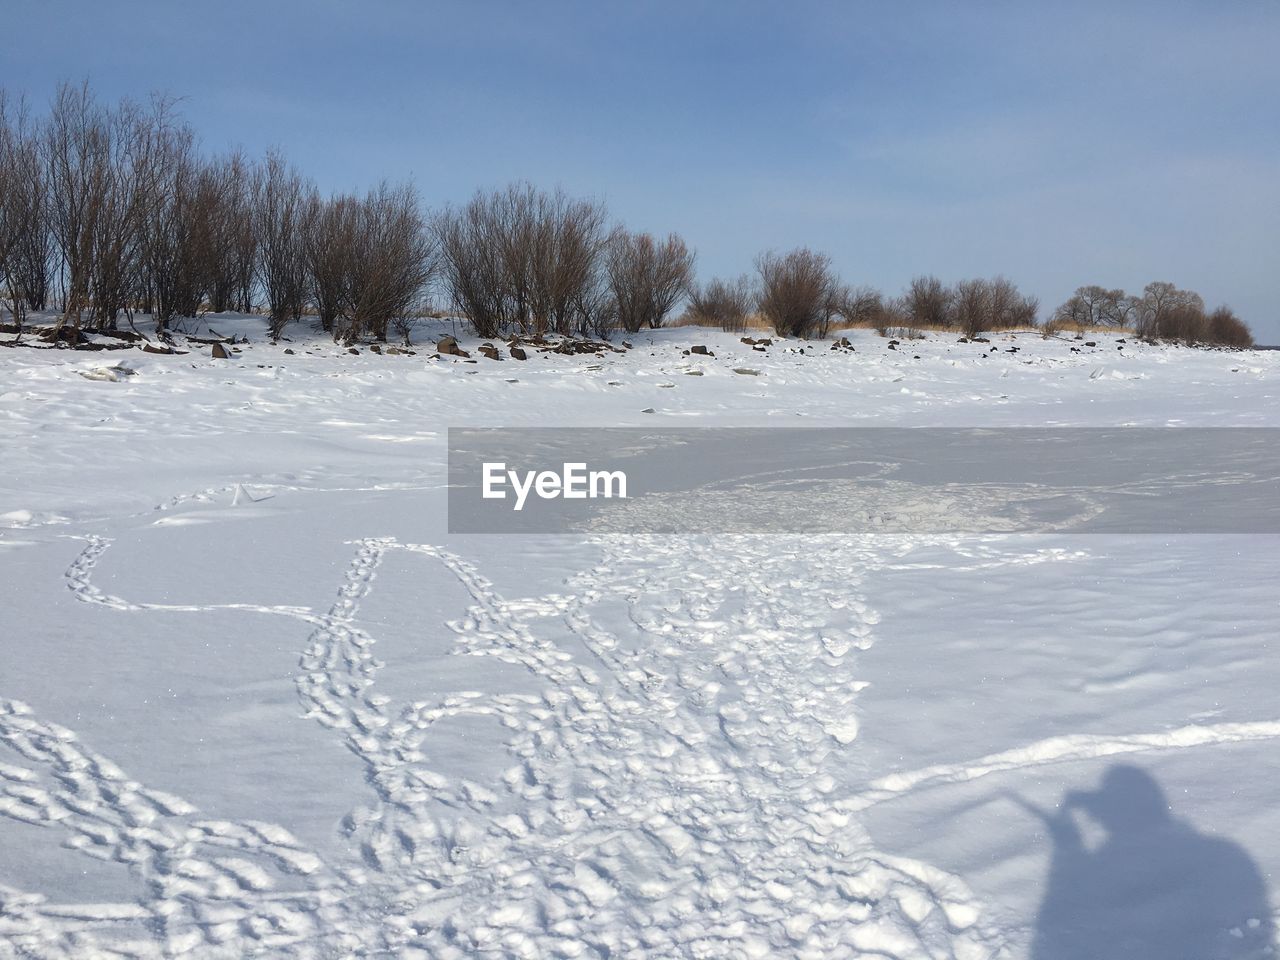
1 315 1278 957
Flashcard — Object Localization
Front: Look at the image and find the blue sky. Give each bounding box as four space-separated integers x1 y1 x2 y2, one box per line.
5 0 1278 339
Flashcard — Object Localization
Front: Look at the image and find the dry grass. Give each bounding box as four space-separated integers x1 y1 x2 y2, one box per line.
832 320 1040 337
670 310 775 331
1040 321 1136 338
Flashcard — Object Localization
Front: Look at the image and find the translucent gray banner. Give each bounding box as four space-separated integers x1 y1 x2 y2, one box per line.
447 428 1280 534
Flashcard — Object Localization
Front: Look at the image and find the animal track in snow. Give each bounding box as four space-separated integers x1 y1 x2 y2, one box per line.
2 530 1128 957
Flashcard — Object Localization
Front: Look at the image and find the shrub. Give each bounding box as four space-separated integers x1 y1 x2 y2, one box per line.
1156 303 1207 345
606 229 694 333
688 274 755 331
756 247 841 338
951 277 1038 337
903 275 952 328
435 183 610 339
1135 281 1204 340
1206 306 1253 348
252 152 310 337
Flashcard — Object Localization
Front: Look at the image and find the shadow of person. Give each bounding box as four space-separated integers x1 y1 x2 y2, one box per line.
1015 765 1273 959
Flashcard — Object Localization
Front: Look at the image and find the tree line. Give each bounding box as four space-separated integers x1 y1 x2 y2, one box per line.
0 82 1255 349
1048 282 1252 347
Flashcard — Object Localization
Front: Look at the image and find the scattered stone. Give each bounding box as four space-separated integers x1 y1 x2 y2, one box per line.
685 370 704 376
741 336 757 345
733 368 761 376
283 348 295 355
690 344 712 356
369 343 383 354
641 407 655 414
211 342 230 359
550 338 616 356
348 347 360 355
141 343 172 354
510 346 527 361
1085 341 1097 347
385 346 401 355
479 343 501 360
438 335 468 357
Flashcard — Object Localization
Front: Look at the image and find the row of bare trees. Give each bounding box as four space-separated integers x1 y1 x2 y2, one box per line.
0 82 437 343
692 264 1254 347
1 82 1257 349
890 275 1040 337
688 258 1040 339
433 183 696 339
1050 283 1252 347
2 80 696 345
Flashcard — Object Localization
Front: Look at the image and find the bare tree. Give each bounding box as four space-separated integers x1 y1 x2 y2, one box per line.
952 278 993 338
756 247 841 338
836 285 884 327
436 198 506 339
86 94 180 331
0 94 48 330
606 229 694 333
40 81 115 331
136 109 229 332
253 151 309 337
1097 288 1135 328
339 181 436 344
946 277 1038 337
1054 285 1133 331
1049 294 1089 334
436 183 609 339
688 274 755 331
903 275 952 328
1072 285 1109 327
213 151 257 314
300 182 437 344
300 189 357 335
988 276 1038 330
529 187 610 337
877 295 910 336
1136 281 1204 340
35 87 175 332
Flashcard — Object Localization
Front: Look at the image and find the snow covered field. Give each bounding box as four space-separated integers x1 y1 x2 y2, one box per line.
1 318 1278 958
